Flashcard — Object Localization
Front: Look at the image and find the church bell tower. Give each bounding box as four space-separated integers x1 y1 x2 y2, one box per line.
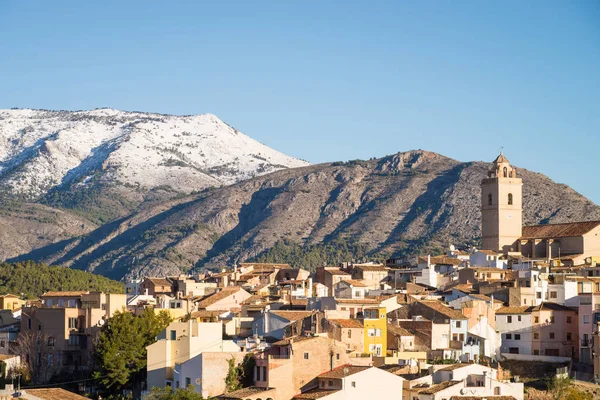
481 153 523 252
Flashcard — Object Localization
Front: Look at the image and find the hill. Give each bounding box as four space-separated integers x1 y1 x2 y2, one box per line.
11 150 600 280
0 261 124 298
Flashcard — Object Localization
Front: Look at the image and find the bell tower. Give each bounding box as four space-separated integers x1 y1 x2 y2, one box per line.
481 153 523 252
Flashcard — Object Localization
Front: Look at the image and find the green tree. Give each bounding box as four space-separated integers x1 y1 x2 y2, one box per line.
224 357 242 393
94 309 171 394
146 386 205 400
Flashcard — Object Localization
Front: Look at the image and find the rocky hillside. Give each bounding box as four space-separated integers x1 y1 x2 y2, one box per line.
10 150 600 280
0 108 308 259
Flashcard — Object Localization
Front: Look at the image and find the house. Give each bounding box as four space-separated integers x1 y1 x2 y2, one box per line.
470 250 507 269
252 310 316 340
387 324 415 352
350 264 389 286
325 319 364 353
0 294 24 311
140 278 173 296
292 365 405 400
146 320 241 389
334 280 368 299
531 302 578 359
316 267 351 293
458 267 507 284
195 286 252 312
495 306 533 355
174 352 247 398
361 307 387 356
20 291 126 371
252 336 351 400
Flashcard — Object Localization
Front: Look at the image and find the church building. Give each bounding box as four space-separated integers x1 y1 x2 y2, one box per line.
481 153 600 265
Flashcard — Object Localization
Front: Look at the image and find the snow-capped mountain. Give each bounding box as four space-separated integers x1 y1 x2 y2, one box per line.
0 108 309 198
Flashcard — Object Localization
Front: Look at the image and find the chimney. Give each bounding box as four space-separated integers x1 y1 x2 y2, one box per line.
308 277 313 297
427 255 431 267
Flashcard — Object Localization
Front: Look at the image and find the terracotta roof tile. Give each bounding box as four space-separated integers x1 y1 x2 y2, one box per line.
418 380 461 394
196 286 243 309
319 364 371 378
219 386 276 399
41 291 88 297
23 388 89 400
329 319 364 328
271 310 313 322
146 278 172 286
521 221 600 240
418 256 463 266
293 389 341 399
418 300 467 320
495 306 534 314
353 265 388 271
340 279 368 287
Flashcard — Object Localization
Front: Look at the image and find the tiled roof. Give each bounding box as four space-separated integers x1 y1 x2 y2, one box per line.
340 279 368 287
387 324 413 337
418 300 467 320
468 267 505 272
219 386 276 399
353 264 388 271
326 269 351 275
293 389 341 399
469 294 504 303
452 284 475 294
450 397 518 400
23 388 89 400
146 277 172 286
190 310 227 319
239 262 292 270
329 319 364 328
495 306 534 314
437 363 472 371
521 221 600 239
196 286 242 309
418 380 461 394
476 250 501 256
272 335 318 346
418 256 463 266
532 302 577 312
271 310 313 322
493 153 509 164
41 291 87 297
319 364 370 378
336 298 379 304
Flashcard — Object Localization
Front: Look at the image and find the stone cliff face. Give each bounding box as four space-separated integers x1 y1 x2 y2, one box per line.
9 150 599 281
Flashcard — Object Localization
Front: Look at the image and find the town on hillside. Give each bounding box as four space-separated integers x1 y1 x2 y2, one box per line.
2 154 600 399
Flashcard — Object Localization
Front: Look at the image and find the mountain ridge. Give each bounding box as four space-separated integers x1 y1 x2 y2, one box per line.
8 149 599 280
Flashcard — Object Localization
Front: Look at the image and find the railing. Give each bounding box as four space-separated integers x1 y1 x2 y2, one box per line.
269 354 291 359
450 340 463 350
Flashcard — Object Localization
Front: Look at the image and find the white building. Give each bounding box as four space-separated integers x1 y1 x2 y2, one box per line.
495 306 533 355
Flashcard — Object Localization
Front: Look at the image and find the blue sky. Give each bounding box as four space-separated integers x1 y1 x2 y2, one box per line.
1 1 599 203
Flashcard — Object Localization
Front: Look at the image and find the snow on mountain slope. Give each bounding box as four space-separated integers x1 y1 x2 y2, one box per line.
0 108 309 198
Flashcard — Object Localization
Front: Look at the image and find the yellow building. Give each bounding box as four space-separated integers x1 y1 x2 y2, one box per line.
362 307 387 356
0 294 24 311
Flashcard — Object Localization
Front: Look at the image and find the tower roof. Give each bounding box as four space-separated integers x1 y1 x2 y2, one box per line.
492 152 510 164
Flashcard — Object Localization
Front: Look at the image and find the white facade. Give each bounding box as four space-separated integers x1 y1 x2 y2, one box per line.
313 367 404 400
470 251 507 269
495 312 533 355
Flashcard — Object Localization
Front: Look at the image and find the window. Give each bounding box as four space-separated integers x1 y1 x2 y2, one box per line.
515 334 521 340
534 333 539 339
508 193 513 205
583 315 590 324
549 332 555 339
456 321 461 328
170 330 177 340
536 292 541 299
27 319 31 329
534 317 539 323
488 193 492 206
68 299 76 307
47 337 55 347
518 316 522 322
58 299 64 307
507 316 512 323
46 299 53 307
256 366 261 381
0 341 4 348
68 318 78 329
336 353 340 360
506 334 512 340
348 330 351 338
550 291 557 299
550 316 555 323
533 350 539 355
304 352 309 360
185 377 191 387
459 333 465 342
320 381 324 388
351 381 356 388
68 334 80 345
567 333 572 341
328 380 333 387
567 316 572 323
503 167 508 177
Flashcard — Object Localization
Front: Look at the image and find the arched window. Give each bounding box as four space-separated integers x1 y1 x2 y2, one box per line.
488 193 492 205
508 193 513 205
503 167 508 177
